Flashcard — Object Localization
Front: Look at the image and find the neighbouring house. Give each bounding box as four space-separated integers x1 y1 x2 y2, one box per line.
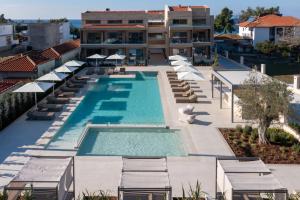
0 40 80 79
80 5 214 65
239 14 300 46
28 22 70 50
214 34 253 53
0 24 18 51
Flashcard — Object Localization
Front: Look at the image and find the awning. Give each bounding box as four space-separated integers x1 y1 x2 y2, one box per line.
64 60 86 67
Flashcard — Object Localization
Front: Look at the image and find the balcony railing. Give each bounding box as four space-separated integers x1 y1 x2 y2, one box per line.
192 38 211 43
170 38 190 43
85 38 146 44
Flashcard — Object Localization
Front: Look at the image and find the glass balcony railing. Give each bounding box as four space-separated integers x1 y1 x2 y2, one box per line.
87 39 101 44
192 38 210 42
85 38 145 44
128 40 145 44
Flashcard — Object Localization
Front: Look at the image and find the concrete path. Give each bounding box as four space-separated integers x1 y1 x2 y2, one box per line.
219 56 249 70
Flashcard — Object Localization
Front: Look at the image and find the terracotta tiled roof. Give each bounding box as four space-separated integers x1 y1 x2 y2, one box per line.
83 24 146 29
240 14 300 28
41 48 60 60
169 5 208 12
52 40 80 55
86 10 146 14
23 50 55 65
147 10 164 15
0 56 37 72
0 79 23 93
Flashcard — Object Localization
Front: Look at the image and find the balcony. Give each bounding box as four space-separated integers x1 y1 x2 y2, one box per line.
82 38 147 48
170 38 192 48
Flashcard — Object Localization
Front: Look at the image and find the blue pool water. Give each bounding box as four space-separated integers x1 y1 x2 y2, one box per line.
47 72 165 149
77 127 186 156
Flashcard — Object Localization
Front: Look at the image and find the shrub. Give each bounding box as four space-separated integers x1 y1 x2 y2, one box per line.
289 122 300 133
267 129 298 146
235 125 243 133
243 125 252 135
249 129 258 143
292 144 300 154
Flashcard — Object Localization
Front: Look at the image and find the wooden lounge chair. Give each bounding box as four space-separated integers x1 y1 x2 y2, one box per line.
167 73 177 77
170 81 188 88
172 85 191 92
166 71 177 74
75 75 90 81
61 86 79 93
119 67 126 75
55 91 75 98
37 103 64 112
27 110 55 120
176 94 198 103
168 76 179 80
174 89 195 97
67 81 83 88
169 79 185 84
70 78 86 84
47 96 69 104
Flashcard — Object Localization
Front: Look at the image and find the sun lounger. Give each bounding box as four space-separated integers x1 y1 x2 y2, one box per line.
75 75 90 81
175 94 198 103
119 67 126 75
170 81 188 88
67 81 83 88
86 68 95 75
166 71 177 74
168 76 179 80
167 73 177 77
70 78 86 84
37 103 64 112
47 96 70 104
174 89 194 97
169 79 185 84
55 91 75 98
61 86 79 93
172 85 190 92
27 110 55 120
178 104 195 115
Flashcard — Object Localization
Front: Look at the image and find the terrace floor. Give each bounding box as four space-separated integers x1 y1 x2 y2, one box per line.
0 65 300 195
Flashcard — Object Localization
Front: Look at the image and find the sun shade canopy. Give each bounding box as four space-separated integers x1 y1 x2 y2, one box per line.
87 54 106 59
55 65 78 73
37 71 68 82
171 60 191 66
13 82 54 93
64 60 86 67
106 54 126 60
177 71 205 81
168 55 188 61
174 65 198 73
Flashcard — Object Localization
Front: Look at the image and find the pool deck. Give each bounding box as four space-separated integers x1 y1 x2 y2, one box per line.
0 66 300 194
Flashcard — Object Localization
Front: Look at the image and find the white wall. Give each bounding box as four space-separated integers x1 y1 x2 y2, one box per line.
37 60 56 77
0 24 13 36
253 28 270 46
239 27 253 39
60 22 70 43
0 24 14 48
60 48 80 64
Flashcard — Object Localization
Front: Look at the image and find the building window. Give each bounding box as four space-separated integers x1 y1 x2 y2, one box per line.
192 18 206 25
172 48 188 56
87 32 101 43
172 19 187 25
128 20 144 24
107 20 122 24
171 32 188 43
128 49 145 65
86 20 101 24
128 32 144 43
105 32 123 44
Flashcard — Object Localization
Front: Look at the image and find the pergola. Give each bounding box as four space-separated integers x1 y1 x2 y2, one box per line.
5 157 74 200
211 69 266 122
118 158 172 200
217 158 288 200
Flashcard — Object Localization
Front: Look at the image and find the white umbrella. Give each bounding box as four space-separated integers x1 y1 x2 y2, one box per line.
174 65 198 73
64 60 85 67
169 55 188 61
87 54 106 69
55 65 78 74
106 54 126 66
37 71 68 94
177 71 205 81
171 60 192 66
13 82 54 109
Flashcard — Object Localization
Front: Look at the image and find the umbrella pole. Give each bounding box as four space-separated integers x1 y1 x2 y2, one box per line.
34 93 37 110
52 81 55 95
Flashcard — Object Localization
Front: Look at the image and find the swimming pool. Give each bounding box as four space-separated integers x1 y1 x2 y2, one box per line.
77 127 186 156
47 72 165 149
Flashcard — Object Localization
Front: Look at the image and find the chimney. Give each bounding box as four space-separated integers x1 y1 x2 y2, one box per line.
106 8 110 11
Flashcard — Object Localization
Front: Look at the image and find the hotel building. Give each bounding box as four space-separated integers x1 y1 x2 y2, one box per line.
80 5 214 65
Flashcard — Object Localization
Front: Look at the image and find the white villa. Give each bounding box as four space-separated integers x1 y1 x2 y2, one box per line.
239 14 300 46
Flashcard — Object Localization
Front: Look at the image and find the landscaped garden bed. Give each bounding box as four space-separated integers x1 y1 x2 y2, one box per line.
220 125 300 164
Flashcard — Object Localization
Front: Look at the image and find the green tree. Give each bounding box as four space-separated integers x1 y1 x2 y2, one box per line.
256 41 277 55
70 24 80 39
0 14 8 24
212 48 219 68
214 7 235 33
238 72 293 144
50 18 69 23
239 6 280 21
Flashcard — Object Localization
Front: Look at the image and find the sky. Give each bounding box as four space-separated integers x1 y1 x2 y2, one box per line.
1 0 300 19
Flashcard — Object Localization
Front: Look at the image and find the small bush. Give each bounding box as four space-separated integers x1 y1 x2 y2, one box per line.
236 125 243 133
267 129 298 146
292 144 300 154
249 129 258 143
289 122 300 133
243 125 252 135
